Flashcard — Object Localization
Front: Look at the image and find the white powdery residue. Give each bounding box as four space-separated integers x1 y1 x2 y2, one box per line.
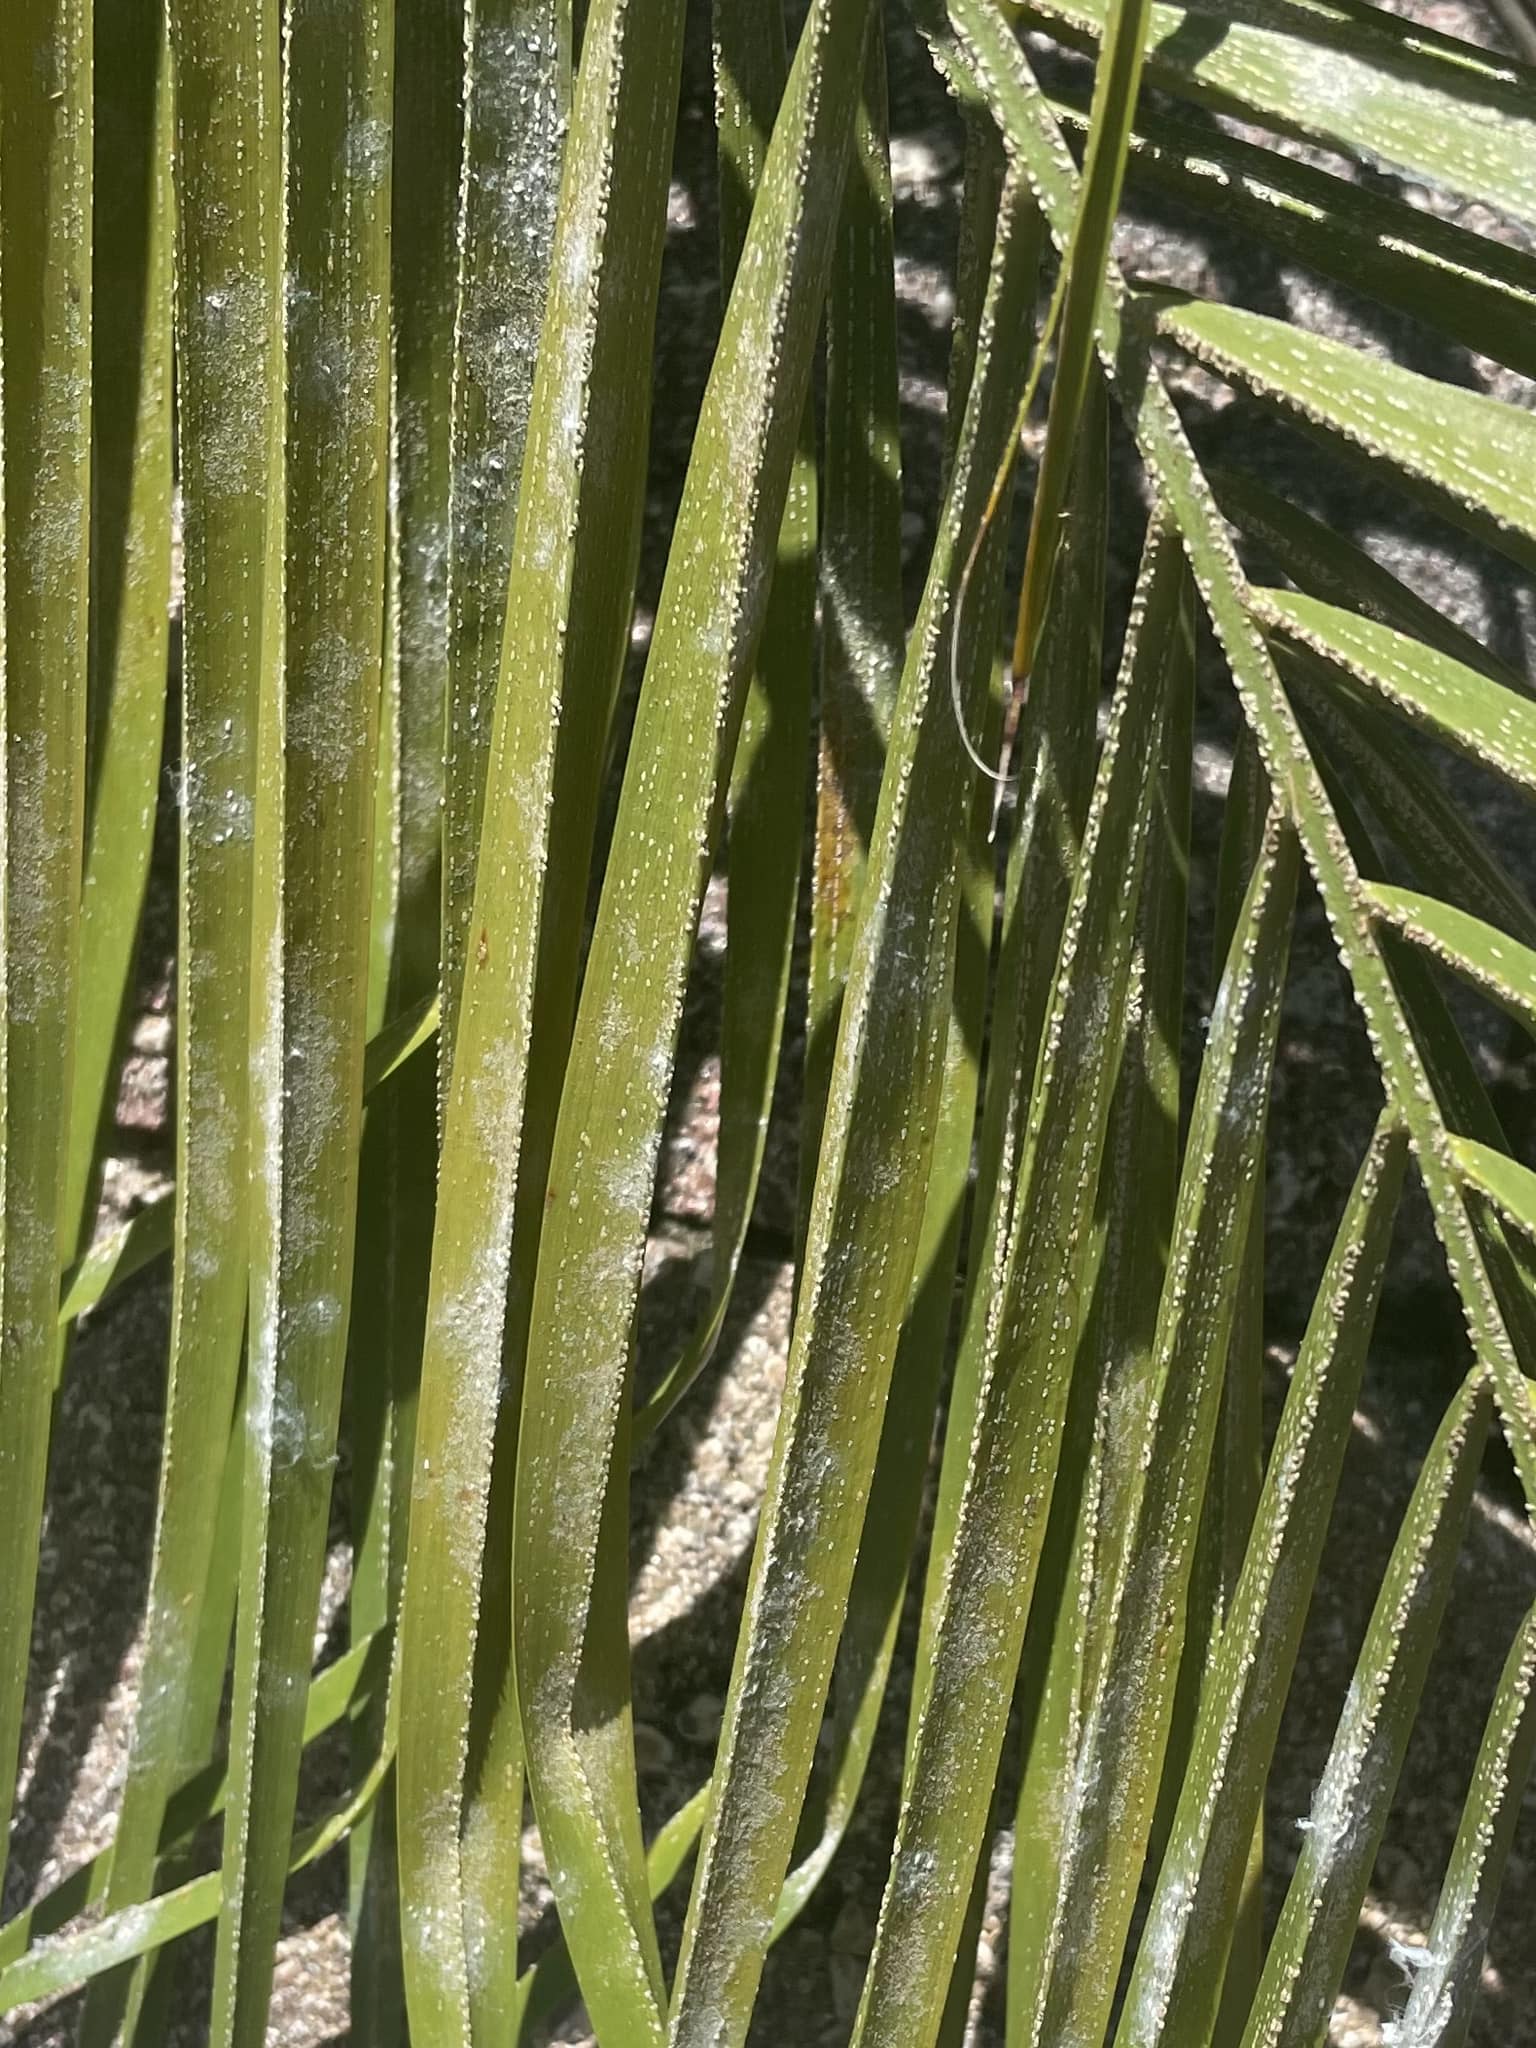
223 783 255 846
1295 1720 1362 1871
820 552 899 704
429 1264 511 1404
290 627 373 774
401 1853 472 2027
647 1041 675 1099
257 1658 306 1715
6 730 67 1026
585 975 626 1060
1065 1702 1105 1836
1129 1869 1195 2030
857 1835 954 2041
130 1601 195 1754
604 1137 657 1228
248 920 285 1466
400 516 450 662
675 1999 731 2048
449 441 508 572
266 1374 338 1475
345 114 390 191
282 1025 345 1199
694 606 731 671
48 1898 160 1981
736 1622 798 1733
1219 1056 1269 1132
458 1800 508 2002
285 272 353 412
558 190 595 306
1381 1929 1460 2048
286 1289 342 1341
23 363 90 585
186 1239 222 1283
191 273 277 501
892 1843 938 1905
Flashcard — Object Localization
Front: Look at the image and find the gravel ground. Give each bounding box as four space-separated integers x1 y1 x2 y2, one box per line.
7 2 1536 2043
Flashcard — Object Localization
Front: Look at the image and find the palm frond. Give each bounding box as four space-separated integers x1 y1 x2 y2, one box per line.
3 1 1535 2044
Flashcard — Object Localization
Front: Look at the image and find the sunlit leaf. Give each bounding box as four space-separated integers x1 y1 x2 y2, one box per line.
1256 588 1536 796
77 0 275 2033
210 0 393 2034
1392 1601 1536 2048
396 1 679 2038
853 517 1186 2048
1021 0 1536 227
1151 295 1536 578
0 0 93 1884
1116 1117 1409 2048
513 9 877 2039
1239 1375 1491 2048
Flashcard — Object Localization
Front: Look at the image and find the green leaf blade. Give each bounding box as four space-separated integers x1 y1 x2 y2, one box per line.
1394 1600 1536 2048
1025 798 1300 2048
1151 295 1536 578
666 143 1049 2048
0 0 93 1881
210 0 394 2035
851 519 1185 2048
397 3 683 2038
1451 1136 1536 1242
1115 1117 1409 2048
511 8 876 2039
1367 884 1536 1043
79 0 280 2030
1256 588 1536 798
439 0 567 1083
800 15 904 1245
635 0 814 1442
1239 1375 1492 2048
67 0 174 1262
1023 0 1536 228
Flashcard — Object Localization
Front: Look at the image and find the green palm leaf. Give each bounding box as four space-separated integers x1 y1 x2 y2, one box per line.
210 0 393 2036
1023 0 1536 226
9 1 1536 2043
0 0 93 1888
77 1 276 2033
513 10 876 2039
396 3 681 2038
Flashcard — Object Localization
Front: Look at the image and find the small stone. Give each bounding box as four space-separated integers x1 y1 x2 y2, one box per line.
678 1692 723 1746
1376 1846 1423 1901
633 1721 675 1775
830 1897 874 1958
829 1949 865 2024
